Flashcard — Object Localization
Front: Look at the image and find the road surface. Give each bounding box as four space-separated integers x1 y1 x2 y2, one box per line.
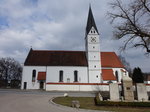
0 89 107 112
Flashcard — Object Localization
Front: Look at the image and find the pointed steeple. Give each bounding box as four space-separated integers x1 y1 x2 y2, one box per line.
86 6 99 35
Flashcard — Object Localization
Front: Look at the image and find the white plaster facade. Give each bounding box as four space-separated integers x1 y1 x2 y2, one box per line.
46 66 88 83
112 68 128 83
21 65 128 90
86 27 102 83
21 66 46 89
46 84 109 91
21 66 88 89
144 81 150 84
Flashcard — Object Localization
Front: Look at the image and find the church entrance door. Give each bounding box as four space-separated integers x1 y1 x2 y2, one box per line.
40 81 44 89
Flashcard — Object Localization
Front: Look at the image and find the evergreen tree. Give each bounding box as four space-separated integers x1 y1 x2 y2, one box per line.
132 67 144 83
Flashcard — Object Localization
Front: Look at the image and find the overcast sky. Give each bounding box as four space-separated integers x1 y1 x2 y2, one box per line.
0 0 149 72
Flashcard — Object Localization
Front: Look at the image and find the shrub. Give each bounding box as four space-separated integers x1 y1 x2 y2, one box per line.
95 97 150 107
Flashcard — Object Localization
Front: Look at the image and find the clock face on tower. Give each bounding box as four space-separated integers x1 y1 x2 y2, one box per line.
91 37 96 42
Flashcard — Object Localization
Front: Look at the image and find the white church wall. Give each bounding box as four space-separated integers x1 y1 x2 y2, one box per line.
88 61 101 70
46 66 88 83
88 44 100 52
88 27 99 35
88 52 100 60
88 71 101 83
103 80 117 83
146 85 150 91
112 68 129 83
112 68 122 83
86 26 102 83
46 83 150 92
21 66 46 89
87 35 100 44
145 81 150 84
46 83 109 91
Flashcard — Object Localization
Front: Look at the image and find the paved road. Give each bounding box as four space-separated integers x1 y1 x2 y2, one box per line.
0 89 108 112
0 89 96 97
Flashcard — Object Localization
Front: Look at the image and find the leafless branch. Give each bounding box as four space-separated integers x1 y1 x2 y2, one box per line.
108 0 150 53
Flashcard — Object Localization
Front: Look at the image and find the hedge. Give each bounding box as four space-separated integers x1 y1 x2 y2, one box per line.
95 96 150 107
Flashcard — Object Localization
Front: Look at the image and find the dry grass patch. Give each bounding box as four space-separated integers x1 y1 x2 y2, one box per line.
53 97 150 112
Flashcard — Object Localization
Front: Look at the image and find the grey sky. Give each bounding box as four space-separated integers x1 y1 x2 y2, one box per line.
0 0 149 72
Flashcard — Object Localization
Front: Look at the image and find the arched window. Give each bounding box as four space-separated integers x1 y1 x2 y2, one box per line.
115 71 119 82
32 69 36 82
74 71 78 82
59 70 63 82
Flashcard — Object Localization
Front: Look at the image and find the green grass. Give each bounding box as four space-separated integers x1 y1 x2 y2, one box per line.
53 97 150 112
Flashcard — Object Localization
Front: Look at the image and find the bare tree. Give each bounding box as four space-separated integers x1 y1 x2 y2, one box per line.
0 57 22 87
119 55 132 75
108 0 150 53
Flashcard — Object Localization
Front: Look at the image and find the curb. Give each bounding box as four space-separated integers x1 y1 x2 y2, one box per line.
49 97 111 112
49 97 78 110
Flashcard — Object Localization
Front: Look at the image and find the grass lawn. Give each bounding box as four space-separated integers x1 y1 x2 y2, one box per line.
53 97 150 112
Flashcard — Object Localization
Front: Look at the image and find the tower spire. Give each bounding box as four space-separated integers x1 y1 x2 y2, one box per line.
86 6 99 35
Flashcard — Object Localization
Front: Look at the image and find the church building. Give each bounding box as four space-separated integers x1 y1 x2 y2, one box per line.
21 7 128 91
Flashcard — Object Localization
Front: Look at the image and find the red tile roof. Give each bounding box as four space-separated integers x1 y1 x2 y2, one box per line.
37 72 46 80
101 52 124 68
102 69 116 80
24 49 124 68
24 49 88 66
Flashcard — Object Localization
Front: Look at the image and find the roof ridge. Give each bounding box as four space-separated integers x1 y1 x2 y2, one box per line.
33 50 85 52
32 50 116 53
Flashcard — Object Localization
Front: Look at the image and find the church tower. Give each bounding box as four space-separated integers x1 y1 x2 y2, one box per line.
85 6 102 83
